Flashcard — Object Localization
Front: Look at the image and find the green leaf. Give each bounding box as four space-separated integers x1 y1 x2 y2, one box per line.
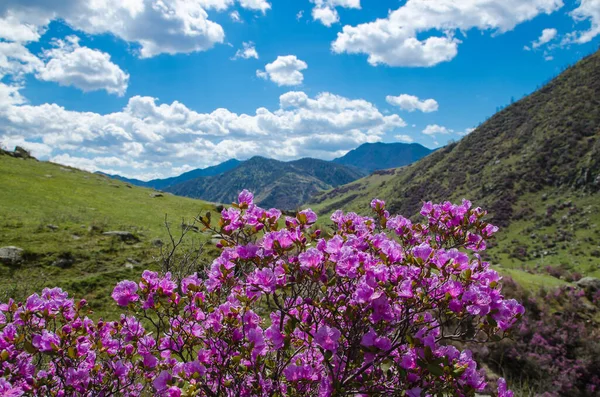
380 359 393 372
427 363 444 377
24 340 36 354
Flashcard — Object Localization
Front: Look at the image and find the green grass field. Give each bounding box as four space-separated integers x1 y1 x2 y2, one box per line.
0 155 218 317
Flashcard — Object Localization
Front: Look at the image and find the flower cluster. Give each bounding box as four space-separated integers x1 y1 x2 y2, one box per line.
0 190 522 396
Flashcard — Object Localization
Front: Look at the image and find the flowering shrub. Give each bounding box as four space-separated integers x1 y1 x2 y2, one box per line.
0 191 523 396
476 280 600 396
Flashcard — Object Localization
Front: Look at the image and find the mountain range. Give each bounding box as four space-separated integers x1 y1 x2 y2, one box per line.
103 142 433 209
309 49 600 280
98 159 242 190
165 156 368 209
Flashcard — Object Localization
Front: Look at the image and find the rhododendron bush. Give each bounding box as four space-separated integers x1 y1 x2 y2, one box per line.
0 191 523 396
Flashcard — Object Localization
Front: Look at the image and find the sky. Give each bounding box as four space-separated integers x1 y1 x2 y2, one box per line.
0 0 599 180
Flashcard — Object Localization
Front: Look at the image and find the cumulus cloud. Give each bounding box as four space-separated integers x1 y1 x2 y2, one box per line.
332 0 563 67
0 0 270 57
565 0 600 44
257 55 308 86
310 0 361 27
0 42 43 81
395 134 414 143
232 42 259 60
525 28 558 50
386 94 438 113
0 88 406 179
422 124 452 136
35 36 129 96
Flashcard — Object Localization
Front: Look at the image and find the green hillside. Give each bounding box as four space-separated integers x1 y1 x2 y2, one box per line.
309 50 600 286
0 153 217 316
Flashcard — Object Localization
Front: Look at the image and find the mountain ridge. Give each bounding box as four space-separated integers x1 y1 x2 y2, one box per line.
165 156 368 209
332 142 434 172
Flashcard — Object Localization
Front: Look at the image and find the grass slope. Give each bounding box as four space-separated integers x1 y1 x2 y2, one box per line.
0 155 217 316
309 50 600 288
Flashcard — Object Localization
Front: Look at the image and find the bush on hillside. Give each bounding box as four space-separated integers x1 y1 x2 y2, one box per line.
0 191 522 396
475 279 600 396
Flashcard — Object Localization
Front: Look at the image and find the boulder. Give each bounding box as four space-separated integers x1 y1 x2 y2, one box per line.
52 257 74 268
576 277 600 293
150 192 164 198
0 246 24 265
13 146 33 159
102 231 139 242
151 238 164 247
47 224 59 231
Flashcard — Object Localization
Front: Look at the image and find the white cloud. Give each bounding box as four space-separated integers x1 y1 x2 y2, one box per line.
35 36 129 96
297 10 304 21
458 127 475 136
566 0 600 44
238 0 271 13
332 0 563 67
232 42 259 60
310 0 361 27
257 55 308 86
230 10 242 22
529 28 558 49
0 88 406 179
395 134 414 143
0 41 43 80
422 124 452 136
0 0 270 58
386 94 438 113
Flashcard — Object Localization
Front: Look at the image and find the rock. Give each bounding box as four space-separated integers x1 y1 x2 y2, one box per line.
151 238 164 247
102 231 139 242
576 277 600 293
13 146 33 159
45 174 53 178
0 246 24 265
47 224 59 231
71 235 81 240
124 263 134 270
126 184 132 188
150 192 163 198
126 258 140 265
59 167 72 172
52 257 74 268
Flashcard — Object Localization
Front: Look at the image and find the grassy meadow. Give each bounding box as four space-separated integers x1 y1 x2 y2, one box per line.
0 155 219 317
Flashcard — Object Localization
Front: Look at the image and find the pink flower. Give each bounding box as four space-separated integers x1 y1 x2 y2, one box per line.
112 280 139 306
238 189 254 206
299 248 323 271
32 330 60 352
298 209 318 224
153 370 172 391
315 325 341 352
497 378 514 397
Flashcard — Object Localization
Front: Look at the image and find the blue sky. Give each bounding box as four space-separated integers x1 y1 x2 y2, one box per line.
0 0 599 180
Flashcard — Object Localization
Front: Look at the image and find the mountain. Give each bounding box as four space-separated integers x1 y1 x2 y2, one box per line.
99 159 242 190
166 156 368 209
332 142 433 172
0 151 216 317
309 49 600 283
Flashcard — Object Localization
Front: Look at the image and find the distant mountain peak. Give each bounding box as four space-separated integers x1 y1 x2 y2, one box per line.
333 141 433 173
